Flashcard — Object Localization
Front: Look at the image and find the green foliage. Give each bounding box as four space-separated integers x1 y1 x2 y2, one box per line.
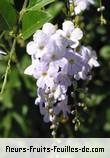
21 0 63 39
22 10 52 39
0 0 17 31
47 2 64 17
28 0 55 10
100 46 110 60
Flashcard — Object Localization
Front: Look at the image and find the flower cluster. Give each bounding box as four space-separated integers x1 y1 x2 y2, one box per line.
24 20 99 123
69 0 94 15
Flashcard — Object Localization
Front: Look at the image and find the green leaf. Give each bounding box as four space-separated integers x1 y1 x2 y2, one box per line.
28 0 55 10
6 0 14 4
0 0 16 31
106 108 110 122
3 113 12 137
104 123 110 132
28 0 41 7
0 88 13 108
12 112 28 134
47 2 64 17
9 68 21 89
100 45 110 60
22 10 52 39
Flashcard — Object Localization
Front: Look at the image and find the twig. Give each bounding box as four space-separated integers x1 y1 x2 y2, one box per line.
0 38 16 94
0 0 29 94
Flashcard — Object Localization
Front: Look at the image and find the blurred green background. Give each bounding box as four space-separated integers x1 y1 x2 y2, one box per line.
0 0 110 137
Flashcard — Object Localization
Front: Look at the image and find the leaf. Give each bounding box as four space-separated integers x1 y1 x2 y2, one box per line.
28 0 55 10
12 112 28 134
0 88 13 108
28 0 41 7
47 2 64 17
106 108 110 122
6 0 14 4
104 123 110 132
100 45 110 60
3 113 12 137
9 68 21 89
0 0 16 31
22 10 52 39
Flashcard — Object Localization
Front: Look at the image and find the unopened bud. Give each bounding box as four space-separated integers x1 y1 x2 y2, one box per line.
97 6 105 12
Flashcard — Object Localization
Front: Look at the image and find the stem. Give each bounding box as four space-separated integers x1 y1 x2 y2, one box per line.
19 0 29 22
0 0 29 94
0 31 5 39
100 0 103 20
22 0 28 9
99 0 106 24
0 38 16 94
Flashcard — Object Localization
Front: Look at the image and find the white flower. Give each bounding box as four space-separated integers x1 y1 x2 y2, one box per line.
74 0 94 15
54 96 70 118
62 21 83 48
24 58 39 76
35 88 45 106
52 84 67 101
29 30 50 58
70 28 83 48
41 39 64 62
37 75 54 89
64 49 83 76
80 46 100 68
51 32 69 49
74 46 99 80
39 103 50 123
63 20 75 35
42 22 57 36
33 30 49 42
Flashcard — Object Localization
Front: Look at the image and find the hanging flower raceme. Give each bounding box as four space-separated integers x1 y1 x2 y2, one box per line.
24 20 99 127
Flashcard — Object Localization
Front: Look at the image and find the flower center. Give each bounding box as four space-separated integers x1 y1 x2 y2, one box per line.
42 72 47 76
69 59 74 64
66 33 71 39
39 45 44 50
51 53 57 60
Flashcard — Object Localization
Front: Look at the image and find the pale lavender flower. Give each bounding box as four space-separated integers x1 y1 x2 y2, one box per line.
74 0 94 15
53 85 67 101
52 32 69 49
26 41 37 55
70 28 83 48
37 73 54 90
62 21 74 35
74 46 99 80
33 30 50 58
55 61 71 88
56 72 71 87
54 97 70 118
24 58 40 76
80 46 100 68
42 22 57 36
41 39 64 63
62 21 83 48
74 66 92 80
64 49 83 76
35 88 45 106
39 103 50 123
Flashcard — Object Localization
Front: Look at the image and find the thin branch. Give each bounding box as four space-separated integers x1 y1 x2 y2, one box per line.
0 38 16 94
